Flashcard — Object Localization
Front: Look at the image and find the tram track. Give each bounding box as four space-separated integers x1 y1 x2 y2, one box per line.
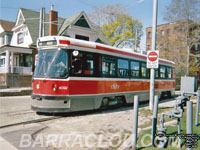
0 116 62 129
0 97 176 129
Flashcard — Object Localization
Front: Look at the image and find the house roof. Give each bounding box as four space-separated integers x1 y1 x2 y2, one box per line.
58 12 82 35
19 8 64 46
16 8 109 46
0 20 15 32
91 24 110 45
58 11 110 45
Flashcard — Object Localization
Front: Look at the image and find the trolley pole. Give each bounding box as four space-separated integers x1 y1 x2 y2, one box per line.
39 8 45 38
149 0 158 110
132 95 139 150
39 8 43 38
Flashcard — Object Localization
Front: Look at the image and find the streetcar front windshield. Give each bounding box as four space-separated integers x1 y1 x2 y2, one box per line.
34 49 68 78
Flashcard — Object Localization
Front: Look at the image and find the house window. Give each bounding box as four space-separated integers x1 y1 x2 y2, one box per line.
181 41 185 47
160 30 164 36
17 33 24 44
147 32 151 38
75 35 89 41
180 26 184 32
174 27 177 33
0 37 3 46
0 58 5 67
195 44 199 51
147 45 151 50
167 29 170 35
160 44 163 49
195 58 199 65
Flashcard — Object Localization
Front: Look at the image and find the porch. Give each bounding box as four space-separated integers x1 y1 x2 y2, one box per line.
0 46 33 88
0 46 33 75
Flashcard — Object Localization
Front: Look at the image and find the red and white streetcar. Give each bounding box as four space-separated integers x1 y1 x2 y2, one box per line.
31 36 175 113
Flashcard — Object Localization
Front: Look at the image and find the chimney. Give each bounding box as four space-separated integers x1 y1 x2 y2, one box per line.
49 4 58 35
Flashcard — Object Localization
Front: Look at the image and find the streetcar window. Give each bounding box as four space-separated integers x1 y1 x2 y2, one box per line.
118 59 129 77
102 56 116 77
85 54 94 75
71 52 83 75
130 61 140 77
141 63 147 78
167 67 172 79
155 69 159 79
34 49 68 78
71 51 95 76
160 66 166 79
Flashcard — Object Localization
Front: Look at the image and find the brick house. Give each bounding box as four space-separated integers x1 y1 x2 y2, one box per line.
0 7 109 88
146 20 200 87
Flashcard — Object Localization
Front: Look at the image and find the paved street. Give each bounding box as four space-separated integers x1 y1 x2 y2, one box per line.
0 96 51 127
0 95 198 150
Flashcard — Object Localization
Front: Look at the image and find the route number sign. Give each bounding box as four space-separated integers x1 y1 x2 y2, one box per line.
147 50 159 68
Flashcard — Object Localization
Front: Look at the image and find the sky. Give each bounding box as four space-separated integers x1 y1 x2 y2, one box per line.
0 0 172 50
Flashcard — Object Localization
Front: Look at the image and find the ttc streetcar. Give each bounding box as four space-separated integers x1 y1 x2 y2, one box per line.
31 36 175 113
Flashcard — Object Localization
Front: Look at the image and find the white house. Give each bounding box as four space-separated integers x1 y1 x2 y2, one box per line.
0 6 109 88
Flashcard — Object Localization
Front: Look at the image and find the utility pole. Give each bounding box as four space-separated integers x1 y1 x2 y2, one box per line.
42 8 45 37
135 27 138 51
149 0 158 110
39 8 45 38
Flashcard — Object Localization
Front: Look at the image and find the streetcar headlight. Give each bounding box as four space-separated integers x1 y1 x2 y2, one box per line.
53 84 58 91
36 84 40 89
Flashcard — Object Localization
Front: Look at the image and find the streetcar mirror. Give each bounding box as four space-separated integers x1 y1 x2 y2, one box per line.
73 50 79 56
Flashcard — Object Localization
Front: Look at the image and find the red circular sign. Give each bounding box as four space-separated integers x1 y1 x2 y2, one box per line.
148 51 158 62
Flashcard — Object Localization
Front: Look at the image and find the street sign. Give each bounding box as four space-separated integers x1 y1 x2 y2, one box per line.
147 50 159 68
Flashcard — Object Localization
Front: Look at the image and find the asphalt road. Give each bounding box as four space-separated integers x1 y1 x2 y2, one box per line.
0 96 53 127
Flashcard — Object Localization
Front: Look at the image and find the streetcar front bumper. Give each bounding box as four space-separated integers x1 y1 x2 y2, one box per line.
31 94 71 113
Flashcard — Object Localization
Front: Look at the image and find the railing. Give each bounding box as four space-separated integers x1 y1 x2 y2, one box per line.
0 67 7 74
0 66 32 75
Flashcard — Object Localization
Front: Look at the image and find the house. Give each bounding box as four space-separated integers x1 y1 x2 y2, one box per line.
146 20 200 87
0 6 109 88
0 20 15 68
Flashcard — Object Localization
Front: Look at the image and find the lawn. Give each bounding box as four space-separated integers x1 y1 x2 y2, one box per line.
137 103 200 150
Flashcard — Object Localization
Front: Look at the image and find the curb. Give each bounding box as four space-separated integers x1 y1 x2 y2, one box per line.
0 89 32 97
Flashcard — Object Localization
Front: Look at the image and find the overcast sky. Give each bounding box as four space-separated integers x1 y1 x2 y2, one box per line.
0 0 172 50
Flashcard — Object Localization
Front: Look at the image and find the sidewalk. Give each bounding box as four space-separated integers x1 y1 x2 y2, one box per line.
0 87 32 96
0 136 18 150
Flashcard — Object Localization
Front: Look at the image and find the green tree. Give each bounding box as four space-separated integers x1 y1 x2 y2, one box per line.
102 14 143 48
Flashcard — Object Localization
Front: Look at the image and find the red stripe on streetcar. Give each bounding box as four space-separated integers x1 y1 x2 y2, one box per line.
59 40 70 45
96 45 146 60
32 79 175 96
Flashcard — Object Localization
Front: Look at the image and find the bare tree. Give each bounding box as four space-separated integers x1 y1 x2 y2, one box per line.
88 4 128 26
162 0 200 78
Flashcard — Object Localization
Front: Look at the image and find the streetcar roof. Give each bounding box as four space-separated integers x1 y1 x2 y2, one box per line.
37 36 175 66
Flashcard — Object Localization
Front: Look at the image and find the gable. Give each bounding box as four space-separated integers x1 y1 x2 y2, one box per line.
16 11 25 27
74 15 90 29
16 8 64 46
